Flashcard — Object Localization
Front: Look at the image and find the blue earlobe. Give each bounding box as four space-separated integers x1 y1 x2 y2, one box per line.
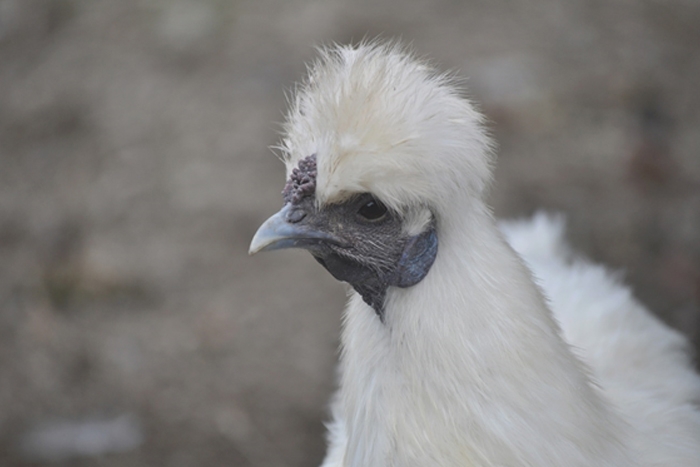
393 225 438 288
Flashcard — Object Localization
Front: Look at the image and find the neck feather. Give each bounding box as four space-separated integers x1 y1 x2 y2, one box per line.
338 200 637 466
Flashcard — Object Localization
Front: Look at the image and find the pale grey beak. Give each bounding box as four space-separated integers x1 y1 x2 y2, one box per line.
249 204 342 255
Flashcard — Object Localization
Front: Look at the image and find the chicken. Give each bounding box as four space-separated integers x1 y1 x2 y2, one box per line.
249 42 700 466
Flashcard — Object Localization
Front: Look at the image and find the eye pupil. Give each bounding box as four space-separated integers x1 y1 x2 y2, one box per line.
358 197 387 220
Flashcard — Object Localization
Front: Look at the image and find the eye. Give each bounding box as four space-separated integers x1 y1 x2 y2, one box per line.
357 196 388 221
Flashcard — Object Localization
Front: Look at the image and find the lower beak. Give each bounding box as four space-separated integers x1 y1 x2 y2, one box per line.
248 204 341 255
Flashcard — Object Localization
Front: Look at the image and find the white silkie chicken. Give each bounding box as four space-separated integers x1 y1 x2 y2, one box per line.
249 42 700 466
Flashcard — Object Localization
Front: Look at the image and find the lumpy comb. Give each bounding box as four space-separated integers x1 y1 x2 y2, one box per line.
282 154 317 204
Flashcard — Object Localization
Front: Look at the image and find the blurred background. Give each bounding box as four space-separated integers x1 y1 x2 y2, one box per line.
1 0 699 466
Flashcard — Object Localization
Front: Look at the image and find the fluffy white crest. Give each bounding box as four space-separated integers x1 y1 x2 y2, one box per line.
281 42 494 213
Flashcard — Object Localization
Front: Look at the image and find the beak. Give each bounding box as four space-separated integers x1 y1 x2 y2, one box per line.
249 204 342 255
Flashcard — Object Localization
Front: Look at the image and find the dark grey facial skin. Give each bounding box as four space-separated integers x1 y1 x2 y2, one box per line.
287 193 438 320
249 155 438 320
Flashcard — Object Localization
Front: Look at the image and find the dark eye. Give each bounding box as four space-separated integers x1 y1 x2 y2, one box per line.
357 196 388 221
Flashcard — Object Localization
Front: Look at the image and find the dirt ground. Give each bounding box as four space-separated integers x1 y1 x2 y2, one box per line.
1 1 699 466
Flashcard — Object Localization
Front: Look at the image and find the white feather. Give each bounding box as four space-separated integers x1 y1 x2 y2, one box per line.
278 42 700 467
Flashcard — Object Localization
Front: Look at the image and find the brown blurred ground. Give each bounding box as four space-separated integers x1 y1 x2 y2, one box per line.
0 1 699 466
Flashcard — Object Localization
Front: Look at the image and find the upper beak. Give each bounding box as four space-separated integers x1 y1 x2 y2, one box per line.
249 204 342 255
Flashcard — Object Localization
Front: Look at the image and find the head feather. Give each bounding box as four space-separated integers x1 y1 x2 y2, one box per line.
280 41 494 214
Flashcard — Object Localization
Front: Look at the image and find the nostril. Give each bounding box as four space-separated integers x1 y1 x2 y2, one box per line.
286 208 307 223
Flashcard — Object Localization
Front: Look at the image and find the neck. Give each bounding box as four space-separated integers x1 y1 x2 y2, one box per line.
338 200 636 466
